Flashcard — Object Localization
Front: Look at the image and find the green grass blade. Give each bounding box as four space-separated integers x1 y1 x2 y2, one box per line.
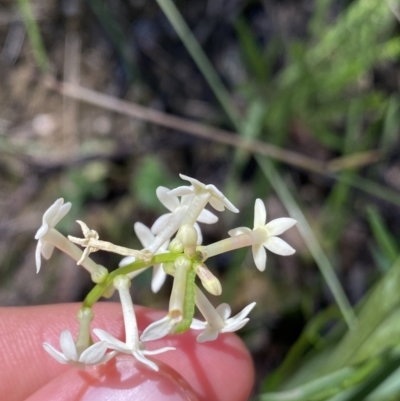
333 174 400 208
17 0 49 73
155 0 241 129
366 206 399 265
323 256 400 373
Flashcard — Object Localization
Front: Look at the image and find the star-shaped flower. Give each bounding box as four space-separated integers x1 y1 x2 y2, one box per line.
119 222 169 293
43 330 115 368
228 199 296 271
140 315 178 342
93 328 174 372
151 186 218 243
190 302 256 343
168 174 239 213
35 198 71 273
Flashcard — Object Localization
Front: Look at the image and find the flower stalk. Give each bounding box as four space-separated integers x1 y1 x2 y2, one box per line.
42 228 108 283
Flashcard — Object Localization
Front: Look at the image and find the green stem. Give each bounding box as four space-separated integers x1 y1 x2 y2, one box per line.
83 252 178 307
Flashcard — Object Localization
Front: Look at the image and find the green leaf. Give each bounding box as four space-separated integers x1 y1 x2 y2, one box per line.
323 256 400 373
366 206 399 265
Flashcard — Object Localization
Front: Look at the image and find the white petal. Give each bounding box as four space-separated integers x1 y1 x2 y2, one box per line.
226 302 256 327
34 223 49 240
151 265 167 293
51 202 72 226
168 186 194 197
93 328 129 352
42 198 64 225
132 350 159 371
265 218 297 236
156 186 180 212
134 222 154 247
59 330 78 361
220 198 239 213
216 303 231 320
194 222 203 245
79 341 109 364
41 242 55 260
151 213 172 235
35 240 43 273
43 342 68 364
264 237 295 256
179 174 205 189
190 318 207 330
119 255 136 267
196 326 219 343
223 318 249 333
140 315 175 342
252 244 267 272
228 227 251 237
197 208 218 224
209 197 225 212
254 199 266 228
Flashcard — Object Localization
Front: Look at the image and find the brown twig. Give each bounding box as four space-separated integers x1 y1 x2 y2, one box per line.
45 78 382 175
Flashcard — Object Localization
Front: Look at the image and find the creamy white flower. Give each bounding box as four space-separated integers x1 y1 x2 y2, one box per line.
168 174 239 213
152 186 218 243
43 330 115 368
95 275 175 371
35 198 72 273
93 328 174 371
229 199 296 271
140 315 178 342
119 222 169 293
191 302 256 343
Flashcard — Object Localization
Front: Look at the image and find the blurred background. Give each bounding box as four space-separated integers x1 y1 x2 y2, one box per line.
1 0 400 399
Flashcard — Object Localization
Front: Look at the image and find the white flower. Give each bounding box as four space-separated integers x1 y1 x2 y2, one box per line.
119 222 169 293
168 174 239 213
152 186 218 243
140 315 178 342
191 302 256 343
43 330 115 368
35 198 72 273
229 199 296 271
95 274 175 371
93 328 174 371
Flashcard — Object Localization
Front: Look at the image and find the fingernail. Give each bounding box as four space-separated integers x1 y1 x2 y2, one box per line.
82 357 199 401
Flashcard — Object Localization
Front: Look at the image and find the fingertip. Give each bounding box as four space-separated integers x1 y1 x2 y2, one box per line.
25 356 200 401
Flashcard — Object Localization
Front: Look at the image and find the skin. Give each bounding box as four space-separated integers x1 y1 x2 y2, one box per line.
0 303 255 401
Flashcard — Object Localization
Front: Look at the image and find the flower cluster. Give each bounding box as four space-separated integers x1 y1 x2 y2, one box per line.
36 173 297 371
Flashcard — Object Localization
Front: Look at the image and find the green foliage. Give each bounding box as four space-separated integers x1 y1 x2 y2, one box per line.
131 156 180 210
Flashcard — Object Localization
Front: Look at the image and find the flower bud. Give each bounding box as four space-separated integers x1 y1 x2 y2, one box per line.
169 238 184 253
194 262 222 296
90 265 108 283
163 262 176 275
177 224 198 257
113 274 131 290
